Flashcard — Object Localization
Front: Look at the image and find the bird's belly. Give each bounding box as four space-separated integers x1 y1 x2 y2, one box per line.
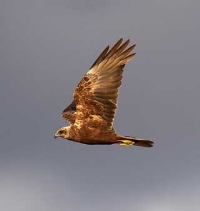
76 127 117 145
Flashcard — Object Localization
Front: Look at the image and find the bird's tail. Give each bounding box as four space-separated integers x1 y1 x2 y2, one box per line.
117 135 154 147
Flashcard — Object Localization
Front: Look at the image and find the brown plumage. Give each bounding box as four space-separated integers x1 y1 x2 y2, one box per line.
54 38 154 147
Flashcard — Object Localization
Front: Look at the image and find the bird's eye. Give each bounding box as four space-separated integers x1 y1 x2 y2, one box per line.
59 130 64 134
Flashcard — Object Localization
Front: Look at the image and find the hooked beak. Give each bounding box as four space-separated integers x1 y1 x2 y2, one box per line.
54 132 59 139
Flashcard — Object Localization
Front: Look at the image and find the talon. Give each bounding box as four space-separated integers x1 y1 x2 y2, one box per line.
120 140 134 146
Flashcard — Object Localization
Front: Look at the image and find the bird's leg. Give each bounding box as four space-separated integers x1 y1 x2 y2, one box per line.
119 140 134 146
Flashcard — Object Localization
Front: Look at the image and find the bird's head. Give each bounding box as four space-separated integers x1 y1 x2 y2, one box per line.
54 126 70 139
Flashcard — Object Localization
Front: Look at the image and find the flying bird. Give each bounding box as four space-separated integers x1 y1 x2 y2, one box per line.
54 38 153 147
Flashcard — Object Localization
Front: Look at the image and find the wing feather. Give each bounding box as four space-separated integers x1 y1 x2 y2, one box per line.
72 38 136 131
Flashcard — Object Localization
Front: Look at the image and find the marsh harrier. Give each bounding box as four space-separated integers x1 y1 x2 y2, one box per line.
54 38 153 147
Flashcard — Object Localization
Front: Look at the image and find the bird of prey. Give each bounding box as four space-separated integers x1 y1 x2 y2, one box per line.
54 38 153 147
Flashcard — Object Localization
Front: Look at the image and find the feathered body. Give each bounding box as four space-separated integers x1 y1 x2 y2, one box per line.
54 38 153 147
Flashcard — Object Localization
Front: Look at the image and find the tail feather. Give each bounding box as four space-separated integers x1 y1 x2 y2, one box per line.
117 135 154 147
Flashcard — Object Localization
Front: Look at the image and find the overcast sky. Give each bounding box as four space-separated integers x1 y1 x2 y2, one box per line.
1 0 200 210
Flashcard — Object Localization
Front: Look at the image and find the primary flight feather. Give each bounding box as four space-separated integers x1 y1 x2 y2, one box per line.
54 38 153 147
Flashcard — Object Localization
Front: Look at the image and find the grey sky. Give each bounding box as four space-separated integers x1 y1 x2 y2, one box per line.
1 0 200 210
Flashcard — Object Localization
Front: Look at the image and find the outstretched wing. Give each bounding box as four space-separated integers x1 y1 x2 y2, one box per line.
61 42 119 125
72 38 136 131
